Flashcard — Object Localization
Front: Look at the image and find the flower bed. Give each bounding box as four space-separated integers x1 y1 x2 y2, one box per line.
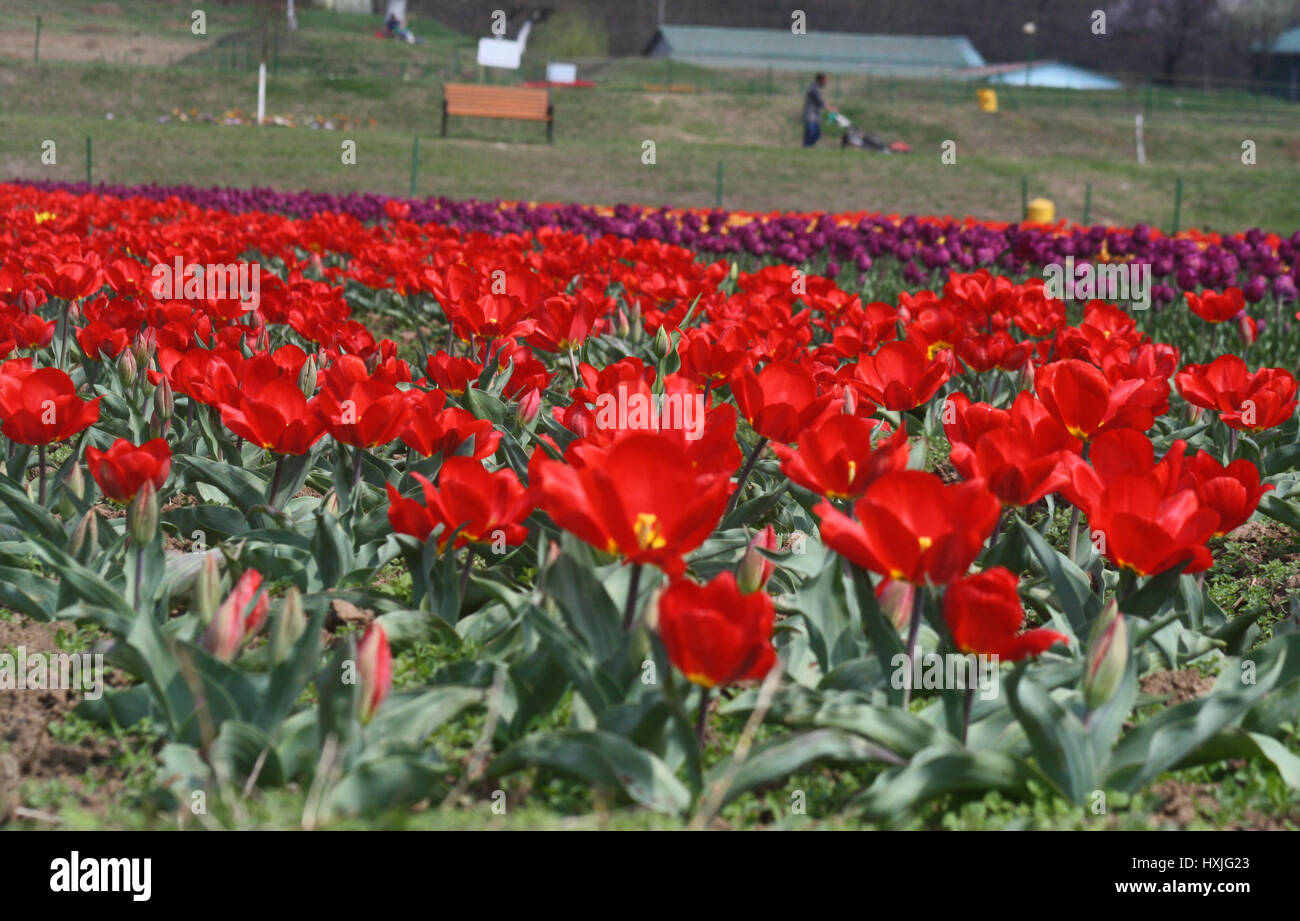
2 180 1299 827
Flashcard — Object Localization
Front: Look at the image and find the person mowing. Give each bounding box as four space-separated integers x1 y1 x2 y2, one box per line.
802 73 837 147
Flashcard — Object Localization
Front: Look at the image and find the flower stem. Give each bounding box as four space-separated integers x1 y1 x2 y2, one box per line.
622 563 644 632
902 585 926 708
459 545 476 597
37 444 47 506
725 436 769 517
695 685 713 750
268 454 286 510
961 685 975 746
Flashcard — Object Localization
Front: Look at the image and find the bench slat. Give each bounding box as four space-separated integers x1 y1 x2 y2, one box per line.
441 83 553 141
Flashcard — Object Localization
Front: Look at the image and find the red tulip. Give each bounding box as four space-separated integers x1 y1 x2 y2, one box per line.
1185 288 1244 324
772 414 909 500
815 470 1001 584
1174 355 1297 433
0 360 100 445
385 457 531 550
1087 471 1218 575
1035 359 1167 440
1178 450 1271 537
947 392 1079 507
400 389 500 460
217 367 325 455
85 437 171 504
852 339 951 411
530 432 730 577
944 567 1068 660
655 571 777 687
731 360 835 444
313 356 410 449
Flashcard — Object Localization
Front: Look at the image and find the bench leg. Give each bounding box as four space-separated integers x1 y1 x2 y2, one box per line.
546 108 554 144
441 102 448 138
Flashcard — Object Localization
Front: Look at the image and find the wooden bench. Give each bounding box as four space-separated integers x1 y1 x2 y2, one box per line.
441 83 553 143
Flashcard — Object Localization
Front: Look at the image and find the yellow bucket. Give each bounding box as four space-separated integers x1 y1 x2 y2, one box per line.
1026 198 1056 223
977 88 998 112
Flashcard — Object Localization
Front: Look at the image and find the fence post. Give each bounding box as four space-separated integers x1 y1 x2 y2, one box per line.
716 160 724 209
1020 176 1028 222
1171 175 1184 235
85 136 92 185
1082 182 1092 226
410 135 420 198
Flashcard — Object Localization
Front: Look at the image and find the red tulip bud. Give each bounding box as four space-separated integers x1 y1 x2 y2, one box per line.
357 622 392 724
876 578 915 632
127 480 158 546
202 569 268 661
1085 598 1128 709
516 386 541 424
737 524 779 594
116 349 137 388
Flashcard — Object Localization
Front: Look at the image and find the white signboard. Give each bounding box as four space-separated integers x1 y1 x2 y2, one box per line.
478 37 523 69
546 62 577 84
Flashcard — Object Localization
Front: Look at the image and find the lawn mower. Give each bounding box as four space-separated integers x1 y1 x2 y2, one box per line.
829 112 911 154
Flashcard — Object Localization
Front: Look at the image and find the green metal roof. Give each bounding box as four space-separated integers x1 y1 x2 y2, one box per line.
644 25 986 75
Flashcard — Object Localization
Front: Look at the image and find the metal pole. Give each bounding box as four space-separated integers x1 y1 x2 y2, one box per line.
715 160 723 209
85 136 92 185
1082 182 1092 226
1171 176 1184 235
1020 176 1028 222
34 16 41 62
410 135 420 199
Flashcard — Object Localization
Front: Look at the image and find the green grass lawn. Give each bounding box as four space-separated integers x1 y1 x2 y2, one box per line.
0 1 1296 230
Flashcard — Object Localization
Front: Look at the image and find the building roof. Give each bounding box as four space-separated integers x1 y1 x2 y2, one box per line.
978 60 1122 90
644 25 986 75
1273 26 1300 55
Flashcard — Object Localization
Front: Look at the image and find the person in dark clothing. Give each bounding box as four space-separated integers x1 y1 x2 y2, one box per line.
802 73 836 147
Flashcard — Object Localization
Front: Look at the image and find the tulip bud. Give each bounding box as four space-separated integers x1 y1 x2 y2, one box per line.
63 461 85 502
653 325 673 360
202 569 268 661
270 586 307 664
115 349 137 388
193 552 223 625
1084 599 1128 710
737 524 779 594
68 509 98 560
615 307 631 339
516 386 541 425
876 578 915 632
1238 314 1259 347
322 488 341 517
127 480 158 545
133 328 156 368
357 622 392 724
298 355 318 398
154 376 174 421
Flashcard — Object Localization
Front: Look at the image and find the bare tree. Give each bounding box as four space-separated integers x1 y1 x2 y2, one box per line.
1108 0 1226 81
1220 0 1300 77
